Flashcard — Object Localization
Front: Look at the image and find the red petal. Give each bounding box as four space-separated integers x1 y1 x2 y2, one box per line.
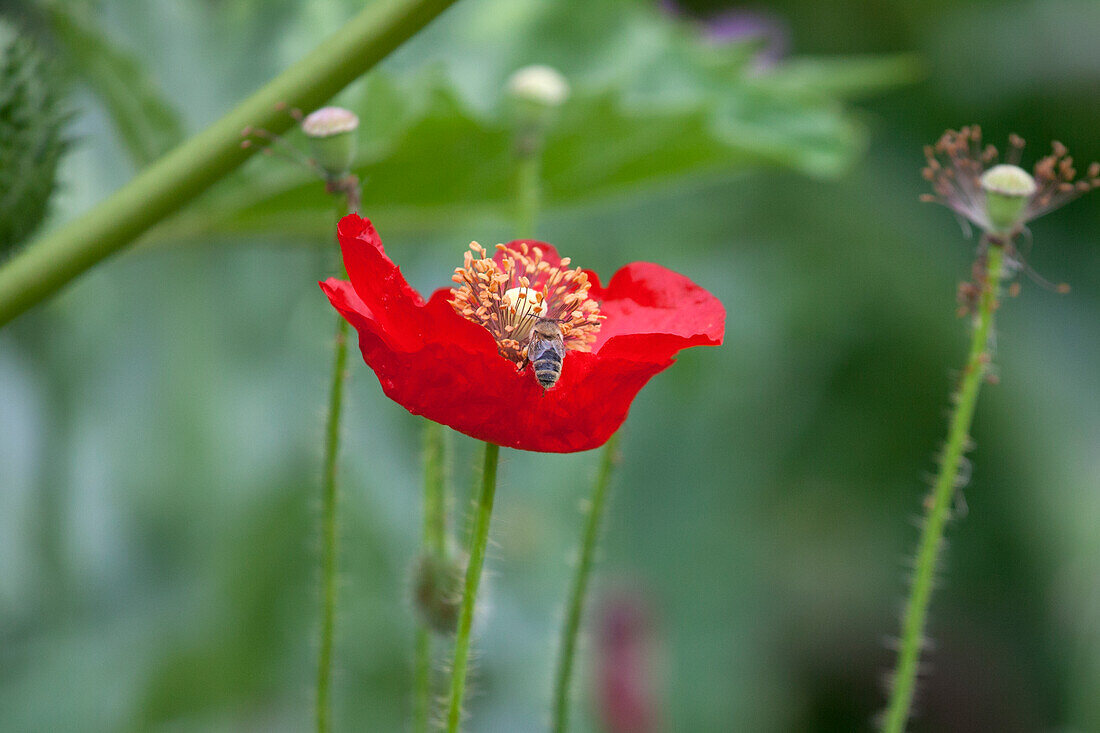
321 215 725 453
336 215 427 350
594 262 725 362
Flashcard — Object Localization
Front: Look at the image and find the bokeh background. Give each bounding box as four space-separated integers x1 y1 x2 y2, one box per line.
2 1 1099 731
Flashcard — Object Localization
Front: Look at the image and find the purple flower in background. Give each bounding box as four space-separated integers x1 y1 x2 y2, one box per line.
661 2 790 68
596 593 661 733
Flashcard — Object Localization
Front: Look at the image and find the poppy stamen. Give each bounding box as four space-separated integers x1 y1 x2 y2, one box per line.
450 241 602 366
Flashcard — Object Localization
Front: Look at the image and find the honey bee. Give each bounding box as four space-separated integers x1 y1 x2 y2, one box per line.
524 318 565 389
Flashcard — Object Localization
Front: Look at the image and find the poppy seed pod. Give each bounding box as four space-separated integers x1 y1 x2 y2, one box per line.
921 127 1099 237
980 164 1036 234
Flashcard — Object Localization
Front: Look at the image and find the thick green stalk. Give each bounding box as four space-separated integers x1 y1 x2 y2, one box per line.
317 313 349 733
0 0 459 327
445 442 501 732
552 431 621 733
882 242 1006 733
413 421 448 733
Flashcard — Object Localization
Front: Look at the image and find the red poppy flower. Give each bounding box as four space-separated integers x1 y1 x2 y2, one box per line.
320 214 724 453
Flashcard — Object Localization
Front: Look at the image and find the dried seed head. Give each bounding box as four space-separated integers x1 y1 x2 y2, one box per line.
922 127 1099 236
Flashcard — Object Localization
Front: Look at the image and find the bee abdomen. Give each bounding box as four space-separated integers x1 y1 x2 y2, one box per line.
532 346 563 389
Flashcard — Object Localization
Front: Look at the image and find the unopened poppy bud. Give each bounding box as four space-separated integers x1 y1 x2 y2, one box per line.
412 552 464 634
507 66 569 155
980 164 1037 234
0 19 68 253
301 106 359 178
506 65 570 108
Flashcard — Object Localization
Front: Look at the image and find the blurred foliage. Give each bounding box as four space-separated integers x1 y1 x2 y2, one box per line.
0 16 68 253
1 1 1099 733
37 0 184 168
158 0 917 241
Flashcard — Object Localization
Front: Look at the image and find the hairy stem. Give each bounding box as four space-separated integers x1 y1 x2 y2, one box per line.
423 422 448 558
316 190 357 733
0 0 459 327
882 241 1006 733
552 431 621 733
413 421 448 733
316 313 349 733
446 442 501 732
413 628 432 733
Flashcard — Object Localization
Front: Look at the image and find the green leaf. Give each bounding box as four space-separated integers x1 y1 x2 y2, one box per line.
751 54 925 101
42 0 183 167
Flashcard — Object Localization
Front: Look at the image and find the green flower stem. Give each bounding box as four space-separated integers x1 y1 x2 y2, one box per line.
516 150 541 241
882 240 1006 733
511 105 626 733
317 313 349 733
446 441 501 732
423 422 448 558
0 0 459 328
316 192 356 733
413 420 448 733
552 430 621 733
413 627 432 732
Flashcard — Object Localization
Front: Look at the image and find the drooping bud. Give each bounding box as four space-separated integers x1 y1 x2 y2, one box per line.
301 106 359 179
0 20 69 254
980 164 1037 234
412 552 464 634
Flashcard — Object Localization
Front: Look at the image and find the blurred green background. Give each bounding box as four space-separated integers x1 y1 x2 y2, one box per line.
1 0 1098 731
